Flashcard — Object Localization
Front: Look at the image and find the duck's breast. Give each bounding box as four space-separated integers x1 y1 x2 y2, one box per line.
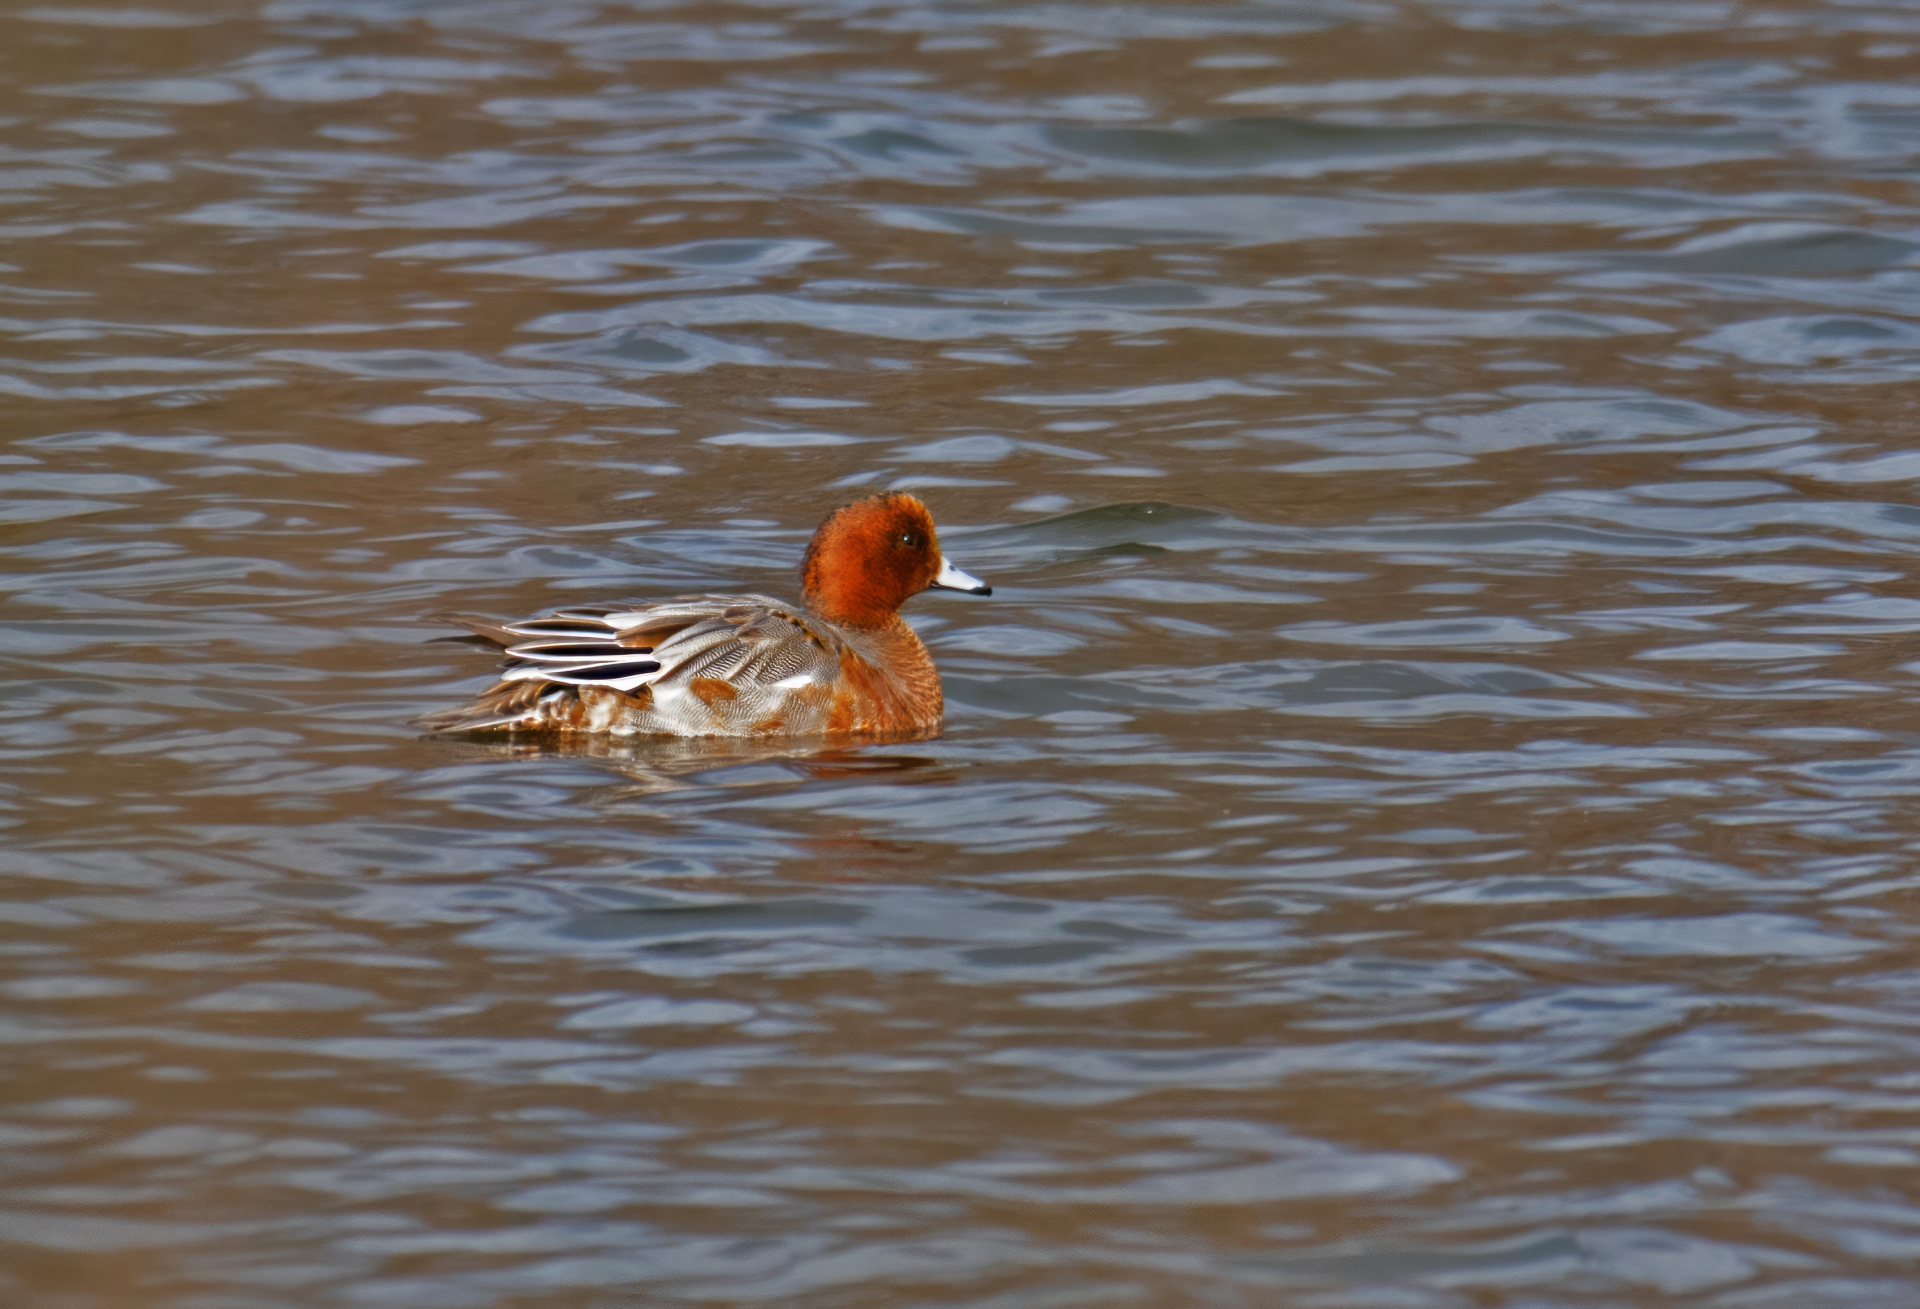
823 622 943 736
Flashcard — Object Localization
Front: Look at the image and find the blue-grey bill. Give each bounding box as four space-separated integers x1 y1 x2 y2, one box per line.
931 557 991 595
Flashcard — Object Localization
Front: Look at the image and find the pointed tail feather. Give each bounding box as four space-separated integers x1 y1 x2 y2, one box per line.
423 611 522 648
415 678 553 733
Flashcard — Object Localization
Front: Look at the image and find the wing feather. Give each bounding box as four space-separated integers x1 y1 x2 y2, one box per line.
426 594 837 728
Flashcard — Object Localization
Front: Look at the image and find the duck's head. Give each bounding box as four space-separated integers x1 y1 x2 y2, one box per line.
800 492 990 628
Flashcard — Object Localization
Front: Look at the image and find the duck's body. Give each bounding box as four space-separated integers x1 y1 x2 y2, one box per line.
419 494 988 740
419 593 946 739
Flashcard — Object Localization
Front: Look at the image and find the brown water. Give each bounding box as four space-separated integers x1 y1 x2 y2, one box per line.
8 0 1920 1304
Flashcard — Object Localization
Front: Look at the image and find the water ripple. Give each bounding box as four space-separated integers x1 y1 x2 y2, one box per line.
10 0 1920 1304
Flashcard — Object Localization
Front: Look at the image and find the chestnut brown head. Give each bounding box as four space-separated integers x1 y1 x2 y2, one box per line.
800 493 990 628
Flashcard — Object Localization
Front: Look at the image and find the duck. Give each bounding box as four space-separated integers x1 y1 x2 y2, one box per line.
418 492 991 740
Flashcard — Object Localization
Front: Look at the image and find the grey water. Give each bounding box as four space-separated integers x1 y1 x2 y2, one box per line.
7 0 1920 1304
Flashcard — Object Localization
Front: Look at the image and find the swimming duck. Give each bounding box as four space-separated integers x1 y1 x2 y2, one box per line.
419 493 991 739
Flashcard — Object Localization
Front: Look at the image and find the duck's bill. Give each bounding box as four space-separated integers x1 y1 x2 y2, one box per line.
930 557 992 596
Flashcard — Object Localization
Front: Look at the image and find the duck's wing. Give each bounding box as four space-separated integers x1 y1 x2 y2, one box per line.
427 604 636 650
419 596 840 732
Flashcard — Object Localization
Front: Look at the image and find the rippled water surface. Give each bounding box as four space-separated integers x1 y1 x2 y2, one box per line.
12 0 1920 1303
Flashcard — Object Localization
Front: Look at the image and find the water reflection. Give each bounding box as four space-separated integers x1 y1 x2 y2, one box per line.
9 0 1920 1304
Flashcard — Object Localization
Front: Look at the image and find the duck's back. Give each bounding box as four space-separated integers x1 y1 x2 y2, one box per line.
420 594 940 739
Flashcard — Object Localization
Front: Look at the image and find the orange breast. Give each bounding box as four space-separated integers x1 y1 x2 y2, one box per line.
827 645 939 735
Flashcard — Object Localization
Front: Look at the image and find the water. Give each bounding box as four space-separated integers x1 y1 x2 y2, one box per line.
8 0 1920 1303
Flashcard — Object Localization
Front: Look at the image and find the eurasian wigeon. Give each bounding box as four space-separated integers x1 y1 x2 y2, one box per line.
420 492 991 739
